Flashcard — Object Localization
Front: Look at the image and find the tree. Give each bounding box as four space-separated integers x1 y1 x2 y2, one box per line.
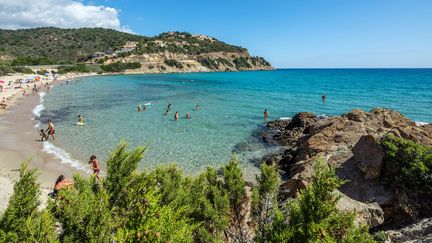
266 159 375 242
252 163 280 242
222 156 250 242
0 162 57 242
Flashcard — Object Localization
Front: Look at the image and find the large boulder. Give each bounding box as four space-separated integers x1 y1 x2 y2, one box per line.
336 191 385 227
352 135 385 180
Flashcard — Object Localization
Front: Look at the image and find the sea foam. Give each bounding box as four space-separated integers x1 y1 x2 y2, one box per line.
32 92 46 127
415 121 429 126
42 142 91 173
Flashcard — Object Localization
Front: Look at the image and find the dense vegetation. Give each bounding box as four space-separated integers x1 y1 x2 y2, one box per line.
0 27 145 64
100 62 141 72
56 64 90 74
381 134 432 217
164 59 183 69
0 142 373 242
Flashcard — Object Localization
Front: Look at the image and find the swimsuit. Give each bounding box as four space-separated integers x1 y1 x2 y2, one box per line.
93 168 100 174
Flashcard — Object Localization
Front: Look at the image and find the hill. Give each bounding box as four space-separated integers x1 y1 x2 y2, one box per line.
0 27 272 73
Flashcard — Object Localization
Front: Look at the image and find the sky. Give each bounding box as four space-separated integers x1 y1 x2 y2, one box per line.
0 0 431 68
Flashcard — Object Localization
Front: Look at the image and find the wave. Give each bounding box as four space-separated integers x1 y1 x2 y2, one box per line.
32 92 46 127
415 121 429 126
42 142 91 173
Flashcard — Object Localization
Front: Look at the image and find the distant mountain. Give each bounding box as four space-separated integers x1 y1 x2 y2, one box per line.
0 27 272 72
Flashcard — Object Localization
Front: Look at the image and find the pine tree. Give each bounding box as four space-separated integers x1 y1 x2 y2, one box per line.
222 156 250 242
0 162 57 242
252 163 280 242
267 159 375 242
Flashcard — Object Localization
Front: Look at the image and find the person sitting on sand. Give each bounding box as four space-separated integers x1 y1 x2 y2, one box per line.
45 119 55 141
264 109 269 119
53 175 73 197
186 112 191 119
39 129 48 141
137 105 141 112
88 155 100 181
175 111 179 120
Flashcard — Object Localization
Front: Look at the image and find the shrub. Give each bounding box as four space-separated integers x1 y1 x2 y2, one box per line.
197 57 219 70
100 61 141 72
263 159 374 242
0 61 13 75
12 66 34 74
164 59 183 69
0 163 57 242
381 134 432 216
233 57 252 69
57 64 90 74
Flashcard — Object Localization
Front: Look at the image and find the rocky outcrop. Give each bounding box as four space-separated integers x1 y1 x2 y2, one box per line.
385 218 432 242
264 108 432 229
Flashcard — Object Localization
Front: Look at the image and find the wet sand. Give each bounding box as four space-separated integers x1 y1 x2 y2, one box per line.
0 92 82 212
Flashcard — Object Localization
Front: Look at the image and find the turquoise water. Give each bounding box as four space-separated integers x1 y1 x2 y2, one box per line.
39 69 432 175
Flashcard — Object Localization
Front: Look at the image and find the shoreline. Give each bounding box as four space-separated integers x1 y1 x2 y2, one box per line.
0 72 95 212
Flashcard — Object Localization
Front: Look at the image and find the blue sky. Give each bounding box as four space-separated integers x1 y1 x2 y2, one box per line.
3 0 431 68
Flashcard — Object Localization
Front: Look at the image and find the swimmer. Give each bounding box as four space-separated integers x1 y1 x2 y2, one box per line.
137 105 141 112
186 112 191 119
264 109 269 119
196 105 200 111
175 111 179 120
78 115 84 124
322 94 327 103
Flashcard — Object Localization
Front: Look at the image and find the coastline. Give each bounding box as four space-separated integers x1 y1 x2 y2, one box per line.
0 72 94 212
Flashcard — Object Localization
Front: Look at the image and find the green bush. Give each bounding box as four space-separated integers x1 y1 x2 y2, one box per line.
197 57 219 70
11 56 57 66
381 134 432 216
57 64 90 74
164 59 183 69
0 61 13 75
258 159 375 242
100 61 141 72
12 66 34 74
0 163 57 242
233 57 252 69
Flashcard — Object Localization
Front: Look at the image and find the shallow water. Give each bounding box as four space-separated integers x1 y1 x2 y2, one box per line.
39 69 432 175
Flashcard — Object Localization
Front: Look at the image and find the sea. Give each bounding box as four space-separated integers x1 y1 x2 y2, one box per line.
35 69 432 176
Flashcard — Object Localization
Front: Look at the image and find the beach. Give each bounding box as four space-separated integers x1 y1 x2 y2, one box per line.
0 72 94 212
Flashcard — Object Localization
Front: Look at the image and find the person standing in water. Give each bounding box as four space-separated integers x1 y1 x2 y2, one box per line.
195 105 200 111
137 105 141 112
45 119 55 140
78 115 84 124
175 111 179 120
264 109 269 119
186 112 191 119
88 155 100 181
322 94 327 103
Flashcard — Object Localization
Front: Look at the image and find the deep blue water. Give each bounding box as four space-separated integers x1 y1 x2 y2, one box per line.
40 69 432 175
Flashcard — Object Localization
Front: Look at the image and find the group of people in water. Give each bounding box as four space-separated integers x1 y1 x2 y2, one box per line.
138 102 199 120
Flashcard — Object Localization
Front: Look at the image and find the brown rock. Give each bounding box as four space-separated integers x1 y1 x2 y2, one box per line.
352 135 385 180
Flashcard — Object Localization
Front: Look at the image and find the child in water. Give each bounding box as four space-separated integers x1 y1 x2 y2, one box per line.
175 111 179 120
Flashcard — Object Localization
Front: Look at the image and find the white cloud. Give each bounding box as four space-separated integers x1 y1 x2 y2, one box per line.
0 0 132 32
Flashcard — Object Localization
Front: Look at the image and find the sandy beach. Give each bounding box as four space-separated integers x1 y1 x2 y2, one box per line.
0 72 95 212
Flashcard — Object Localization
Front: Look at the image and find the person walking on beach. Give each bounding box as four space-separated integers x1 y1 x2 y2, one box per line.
88 155 100 181
264 109 269 119
45 119 55 140
322 94 327 103
53 175 73 197
175 111 179 120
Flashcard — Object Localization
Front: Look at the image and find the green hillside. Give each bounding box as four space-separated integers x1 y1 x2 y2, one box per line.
0 28 251 65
